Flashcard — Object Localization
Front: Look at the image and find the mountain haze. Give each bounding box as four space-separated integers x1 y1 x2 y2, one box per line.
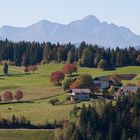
0 15 140 47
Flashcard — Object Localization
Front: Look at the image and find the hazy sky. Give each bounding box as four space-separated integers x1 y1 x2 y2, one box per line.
0 0 139 34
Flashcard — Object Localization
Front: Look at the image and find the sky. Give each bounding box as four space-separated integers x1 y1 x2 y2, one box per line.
0 0 139 34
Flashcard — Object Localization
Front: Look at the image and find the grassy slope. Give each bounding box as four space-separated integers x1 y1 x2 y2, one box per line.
0 95 92 124
0 64 140 98
78 66 140 84
78 66 140 76
0 64 139 124
0 130 53 140
0 64 64 100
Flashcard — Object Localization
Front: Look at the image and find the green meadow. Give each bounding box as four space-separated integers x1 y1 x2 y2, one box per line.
0 64 139 124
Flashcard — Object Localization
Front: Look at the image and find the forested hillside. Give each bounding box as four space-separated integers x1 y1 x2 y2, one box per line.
55 91 140 140
0 40 139 69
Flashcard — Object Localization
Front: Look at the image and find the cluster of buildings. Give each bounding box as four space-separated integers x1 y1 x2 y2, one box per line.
113 86 140 100
68 76 140 102
69 76 112 101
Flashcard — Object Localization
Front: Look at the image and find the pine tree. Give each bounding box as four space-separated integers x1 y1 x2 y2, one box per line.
67 51 74 63
120 129 127 140
3 62 8 75
43 43 52 63
81 48 94 67
107 123 115 140
94 56 100 67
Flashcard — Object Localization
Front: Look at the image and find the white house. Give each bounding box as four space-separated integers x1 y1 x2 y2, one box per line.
123 86 140 95
101 80 110 89
93 77 110 89
70 89 91 101
113 86 140 100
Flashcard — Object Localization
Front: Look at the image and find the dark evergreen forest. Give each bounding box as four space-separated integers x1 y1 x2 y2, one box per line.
56 91 140 140
0 39 139 68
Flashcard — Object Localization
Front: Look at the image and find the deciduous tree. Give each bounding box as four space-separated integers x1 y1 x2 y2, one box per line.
98 59 108 70
3 91 13 102
50 71 64 85
14 90 23 102
74 74 93 89
63 64 77 76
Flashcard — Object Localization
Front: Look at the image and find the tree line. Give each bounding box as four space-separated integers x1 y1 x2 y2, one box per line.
0 39 139 68
55 91 140 140
0 114 61 129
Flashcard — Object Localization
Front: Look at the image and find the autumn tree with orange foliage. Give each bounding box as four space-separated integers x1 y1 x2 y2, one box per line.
70 74 93 89
137 81 140 87
69 81 78 89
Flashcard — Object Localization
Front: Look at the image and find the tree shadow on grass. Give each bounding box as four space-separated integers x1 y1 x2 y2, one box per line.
66 74 80 77
0 73 31 77
103 67 117 71
0 100 34 105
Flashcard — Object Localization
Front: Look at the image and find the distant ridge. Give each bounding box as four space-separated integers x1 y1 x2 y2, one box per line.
0 15 140 48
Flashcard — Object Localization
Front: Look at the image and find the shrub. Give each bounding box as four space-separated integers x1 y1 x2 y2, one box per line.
66 95 71 101
28 65 38 74
24 67 29 73
49 98 59 105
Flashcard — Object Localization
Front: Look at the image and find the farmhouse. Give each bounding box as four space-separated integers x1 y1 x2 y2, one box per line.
123 86 140 94
113 86 140 99
70 89 91 101
93 77 111 89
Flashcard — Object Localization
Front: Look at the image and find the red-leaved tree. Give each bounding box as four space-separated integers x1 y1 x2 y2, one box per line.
3 91 13 102
50 71 64 85
14 90 23 102
62 64 77 76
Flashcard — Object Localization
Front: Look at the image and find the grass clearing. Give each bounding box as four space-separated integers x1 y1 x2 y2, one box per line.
0 94 92 124
0 64 64 100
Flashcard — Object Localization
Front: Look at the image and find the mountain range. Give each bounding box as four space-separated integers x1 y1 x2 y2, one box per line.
0 15 140 48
